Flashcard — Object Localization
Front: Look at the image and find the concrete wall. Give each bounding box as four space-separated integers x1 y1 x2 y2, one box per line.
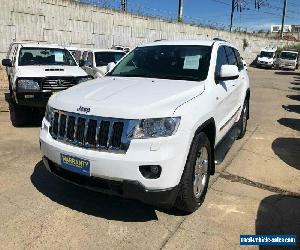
0 0 298 89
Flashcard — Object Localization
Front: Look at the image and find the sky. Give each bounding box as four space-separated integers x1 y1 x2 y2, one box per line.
81 0 300 31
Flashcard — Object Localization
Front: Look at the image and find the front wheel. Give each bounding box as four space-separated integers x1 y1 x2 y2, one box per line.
175 132 212 213
9 101 27 127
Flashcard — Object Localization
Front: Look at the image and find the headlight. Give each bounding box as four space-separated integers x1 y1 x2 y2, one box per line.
45 105 54 122
18 79 40 91
132 117 181 139
77 76 93 84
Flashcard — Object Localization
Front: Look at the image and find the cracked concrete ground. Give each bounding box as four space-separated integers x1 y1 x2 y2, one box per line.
0 68 299 249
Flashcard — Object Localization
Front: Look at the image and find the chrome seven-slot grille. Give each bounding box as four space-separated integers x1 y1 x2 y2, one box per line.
50 110 133 153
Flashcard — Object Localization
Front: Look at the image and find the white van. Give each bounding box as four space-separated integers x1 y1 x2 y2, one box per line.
81 49 126 78
256 47 277 68
277 51 299 70
2 42 93 126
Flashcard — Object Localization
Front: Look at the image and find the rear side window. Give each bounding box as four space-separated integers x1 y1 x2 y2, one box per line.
233 49 244 71
215 46 228 79
225 47 238 66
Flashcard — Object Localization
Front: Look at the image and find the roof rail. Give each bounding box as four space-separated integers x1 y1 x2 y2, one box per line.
213 38 228 42
153 39 167 42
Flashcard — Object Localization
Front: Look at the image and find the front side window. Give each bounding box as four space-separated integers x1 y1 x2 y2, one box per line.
95 52 126 67
18 47 77 66
86 52 94 67
215 46 228 80
225 47 238 66
109 45 212 81
233 49 244 71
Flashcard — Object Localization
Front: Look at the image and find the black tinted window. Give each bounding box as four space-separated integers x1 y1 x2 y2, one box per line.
18 48 77 66
225 47 238 66
215 46 228 78
109 45 212 82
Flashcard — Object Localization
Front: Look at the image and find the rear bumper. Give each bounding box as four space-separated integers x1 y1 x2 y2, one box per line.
43 157 179 207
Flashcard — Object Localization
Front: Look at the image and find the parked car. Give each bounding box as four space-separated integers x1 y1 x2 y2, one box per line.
81 49 126 78
256 47 277 68
40 39 250 213
277 50 299 70
2 42 93 126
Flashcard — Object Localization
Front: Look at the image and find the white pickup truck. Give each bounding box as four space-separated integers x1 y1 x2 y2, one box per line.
2 42 92 126
40 39 250 213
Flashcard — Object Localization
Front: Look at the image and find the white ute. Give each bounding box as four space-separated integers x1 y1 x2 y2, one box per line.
40 39 250 213
2 42 92 126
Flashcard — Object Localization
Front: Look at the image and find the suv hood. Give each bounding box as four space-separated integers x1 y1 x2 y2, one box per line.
49 77 205 119
17 66 88 78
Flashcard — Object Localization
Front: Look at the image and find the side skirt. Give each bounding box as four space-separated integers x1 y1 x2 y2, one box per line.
214 125 240 165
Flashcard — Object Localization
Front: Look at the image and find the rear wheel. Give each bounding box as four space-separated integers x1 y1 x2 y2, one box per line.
237 99 249 139
175 132 212 213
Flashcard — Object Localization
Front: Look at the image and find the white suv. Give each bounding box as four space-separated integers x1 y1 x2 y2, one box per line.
40 39 250 213
2 42 92 126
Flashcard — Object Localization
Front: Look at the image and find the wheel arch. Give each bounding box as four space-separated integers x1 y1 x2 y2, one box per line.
194 118 216 175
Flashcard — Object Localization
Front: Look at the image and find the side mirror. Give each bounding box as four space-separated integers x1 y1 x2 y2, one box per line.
216 65 239 81
107 62 116 72
79 59 85 67
2 59 12 67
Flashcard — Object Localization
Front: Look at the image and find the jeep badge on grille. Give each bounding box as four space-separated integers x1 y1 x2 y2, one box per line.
77 106 91 114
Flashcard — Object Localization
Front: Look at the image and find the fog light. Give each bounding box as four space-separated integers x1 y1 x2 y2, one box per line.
139 165 162 179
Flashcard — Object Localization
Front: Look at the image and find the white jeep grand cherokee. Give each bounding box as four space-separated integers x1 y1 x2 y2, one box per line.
40 39 250 213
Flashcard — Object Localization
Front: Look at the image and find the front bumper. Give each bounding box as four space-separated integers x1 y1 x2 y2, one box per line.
16 91 52 107
256 62 273 68
43 157 179 207
40 118 192 206
279 64 296 70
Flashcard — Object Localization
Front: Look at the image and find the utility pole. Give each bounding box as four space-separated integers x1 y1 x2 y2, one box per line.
121 0 127 12
280 0 287 39
230 0 235 32
178 0 183 22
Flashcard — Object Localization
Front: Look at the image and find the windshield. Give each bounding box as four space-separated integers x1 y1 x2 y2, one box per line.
109 45 212 81
95 52 126 67
280 52 298 60
18 47 77 66
260 51 274 58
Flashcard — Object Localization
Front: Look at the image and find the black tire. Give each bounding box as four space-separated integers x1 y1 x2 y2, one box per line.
237 99 249 140
175 132 212 213
9 101 30 127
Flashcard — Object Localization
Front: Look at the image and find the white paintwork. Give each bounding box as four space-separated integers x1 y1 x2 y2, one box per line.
4 42 88 102
40 39 250 191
